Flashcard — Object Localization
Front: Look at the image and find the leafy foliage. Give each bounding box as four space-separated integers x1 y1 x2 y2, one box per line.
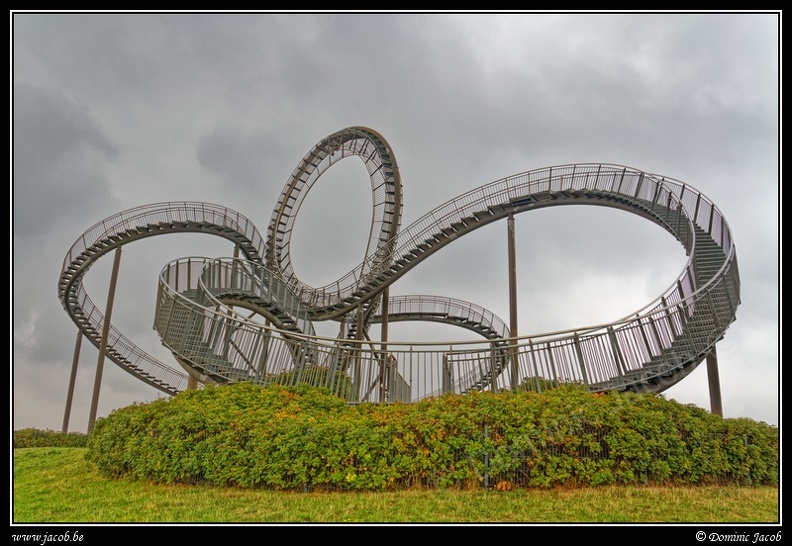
85 382 779 491
13 428 89 448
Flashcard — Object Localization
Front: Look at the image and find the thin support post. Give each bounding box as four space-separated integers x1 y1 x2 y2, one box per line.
380 288 389 348
88 246 122 434
379 287 389 402
61 330 83 433
706 346 723 417
352 308 364 403
508 213 519 391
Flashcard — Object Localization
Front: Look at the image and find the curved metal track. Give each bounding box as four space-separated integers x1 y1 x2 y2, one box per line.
58 127 740 402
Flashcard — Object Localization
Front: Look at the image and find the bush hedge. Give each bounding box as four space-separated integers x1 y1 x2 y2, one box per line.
85 381 779 491
13 428 89 448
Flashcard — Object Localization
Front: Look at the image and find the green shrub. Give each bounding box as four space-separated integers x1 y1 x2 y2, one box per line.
13 428 89 448
85 382 779 491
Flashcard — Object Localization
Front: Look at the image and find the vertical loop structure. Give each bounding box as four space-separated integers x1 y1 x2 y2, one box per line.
58 127 740 404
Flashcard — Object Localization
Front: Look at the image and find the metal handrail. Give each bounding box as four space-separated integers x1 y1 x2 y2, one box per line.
58 128 739 403
58 203 267 392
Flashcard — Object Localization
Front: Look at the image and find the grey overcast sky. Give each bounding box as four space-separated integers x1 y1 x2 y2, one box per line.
12 11 780 434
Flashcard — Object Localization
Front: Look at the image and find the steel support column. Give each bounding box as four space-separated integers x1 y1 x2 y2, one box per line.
88 246 122 434
61 330 82 433
508 213 519 391
706 346 723 417
379 287 389 402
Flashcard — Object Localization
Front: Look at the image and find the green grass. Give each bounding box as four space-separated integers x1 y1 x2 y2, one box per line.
13 447 780 524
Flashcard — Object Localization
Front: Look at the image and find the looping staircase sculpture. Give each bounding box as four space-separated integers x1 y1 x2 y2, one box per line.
58 127 740 404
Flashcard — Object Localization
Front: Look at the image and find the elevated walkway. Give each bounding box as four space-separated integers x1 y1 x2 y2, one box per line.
59 129 740 407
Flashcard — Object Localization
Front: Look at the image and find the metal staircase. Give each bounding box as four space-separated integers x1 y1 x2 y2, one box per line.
59 129 740 405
